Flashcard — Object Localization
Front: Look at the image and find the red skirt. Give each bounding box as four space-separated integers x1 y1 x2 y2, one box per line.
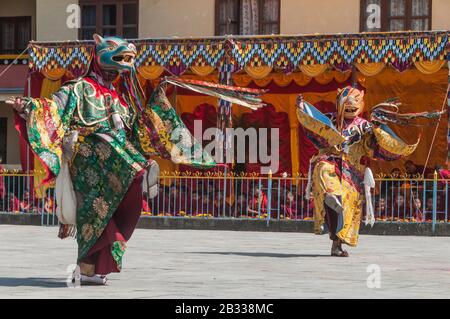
81 173 144 275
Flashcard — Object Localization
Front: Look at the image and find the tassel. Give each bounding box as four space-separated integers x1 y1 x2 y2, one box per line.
364 167 376 227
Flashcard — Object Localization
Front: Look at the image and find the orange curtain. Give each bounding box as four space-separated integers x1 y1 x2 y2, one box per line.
363 67 448 174
299 64 329 77
355 62 385 77
233 70 352 88
137 65 165 80
413 60 446 75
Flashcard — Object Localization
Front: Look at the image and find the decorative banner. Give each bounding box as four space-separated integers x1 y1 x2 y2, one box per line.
28 31 449 77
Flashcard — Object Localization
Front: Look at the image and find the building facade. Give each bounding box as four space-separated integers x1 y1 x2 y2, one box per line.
1 0 449 166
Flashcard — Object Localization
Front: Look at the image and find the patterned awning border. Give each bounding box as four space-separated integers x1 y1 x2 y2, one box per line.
28 31 449 75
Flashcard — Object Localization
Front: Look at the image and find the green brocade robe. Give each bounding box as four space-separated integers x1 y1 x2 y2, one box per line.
23 74 215 264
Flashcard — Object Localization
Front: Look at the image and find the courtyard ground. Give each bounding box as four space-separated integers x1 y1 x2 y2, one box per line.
0 225 449 298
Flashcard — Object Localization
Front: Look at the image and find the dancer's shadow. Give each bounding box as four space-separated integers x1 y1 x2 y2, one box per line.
185 252 329 258
0 277 67 288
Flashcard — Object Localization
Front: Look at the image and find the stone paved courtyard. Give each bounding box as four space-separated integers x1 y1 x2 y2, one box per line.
0 225 449 298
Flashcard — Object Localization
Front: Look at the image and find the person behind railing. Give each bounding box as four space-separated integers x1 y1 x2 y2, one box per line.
247 184 268 217
142 192 150 215
233 194 248 218
19 190 37 213
211 190 232 218
375 197 389 221
301 192 315 220
435 165 450 190
394 194 410 221
280 189 297 220
8 192 20 213
165 184 179 215
423 195 446 221
44 188 55 215
412 198 424 222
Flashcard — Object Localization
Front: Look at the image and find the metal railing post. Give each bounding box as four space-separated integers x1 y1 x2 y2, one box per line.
267 170 272 226
432 171 438 234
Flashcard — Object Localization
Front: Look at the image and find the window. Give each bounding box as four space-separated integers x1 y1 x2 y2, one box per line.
79 0 139 40
0 118 6 163
0 17 31 54
360 0 432 32
215 0 280 36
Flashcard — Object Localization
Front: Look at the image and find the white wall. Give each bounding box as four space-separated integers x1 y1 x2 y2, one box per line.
36 0 78 41
139 0 215 38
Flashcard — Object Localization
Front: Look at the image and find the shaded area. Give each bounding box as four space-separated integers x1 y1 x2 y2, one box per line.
185 251 329 258
0 277 67 288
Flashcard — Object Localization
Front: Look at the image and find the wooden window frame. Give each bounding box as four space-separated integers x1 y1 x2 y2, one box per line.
78 0 139 40
215 0 281 36
0 16 32 54
359 0 432 32
258 0 281 35
215 0 241 36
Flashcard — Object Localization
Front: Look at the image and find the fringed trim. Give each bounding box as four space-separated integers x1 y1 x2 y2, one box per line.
58 224 77 239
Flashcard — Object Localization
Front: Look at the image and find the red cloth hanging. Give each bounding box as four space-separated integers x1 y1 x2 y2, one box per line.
240 104 291 176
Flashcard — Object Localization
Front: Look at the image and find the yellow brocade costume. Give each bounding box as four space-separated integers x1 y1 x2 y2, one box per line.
297 87 419 247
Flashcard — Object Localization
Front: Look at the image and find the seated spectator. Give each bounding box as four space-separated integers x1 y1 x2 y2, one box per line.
19 191 34 213
436 165 450 179
375 197 389 220
412 198 423 222
142 195 150 214
213 190 232 217
281 190 297 219
393 194 409 220
233 194 247 217
247 185 268 217
8 192 20 213
423 196 446 221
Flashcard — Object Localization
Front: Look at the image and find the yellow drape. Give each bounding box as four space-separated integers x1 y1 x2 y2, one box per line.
41 68 66 81
299 64 329 77
355 63 385 77
244 66 273 79
413 60 446 75
137 65 165 80
232 70 352 88
190 65 216 77
364 67 448 174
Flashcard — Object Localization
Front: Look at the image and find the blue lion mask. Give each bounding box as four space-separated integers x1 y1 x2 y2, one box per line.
93 34 137 73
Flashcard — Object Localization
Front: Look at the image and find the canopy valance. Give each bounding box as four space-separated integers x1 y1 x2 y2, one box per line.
28 31 449 79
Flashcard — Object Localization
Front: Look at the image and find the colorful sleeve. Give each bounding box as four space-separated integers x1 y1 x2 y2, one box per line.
133 86 216 168
21 84 78 181
296 107 345 150
362 124 419 161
